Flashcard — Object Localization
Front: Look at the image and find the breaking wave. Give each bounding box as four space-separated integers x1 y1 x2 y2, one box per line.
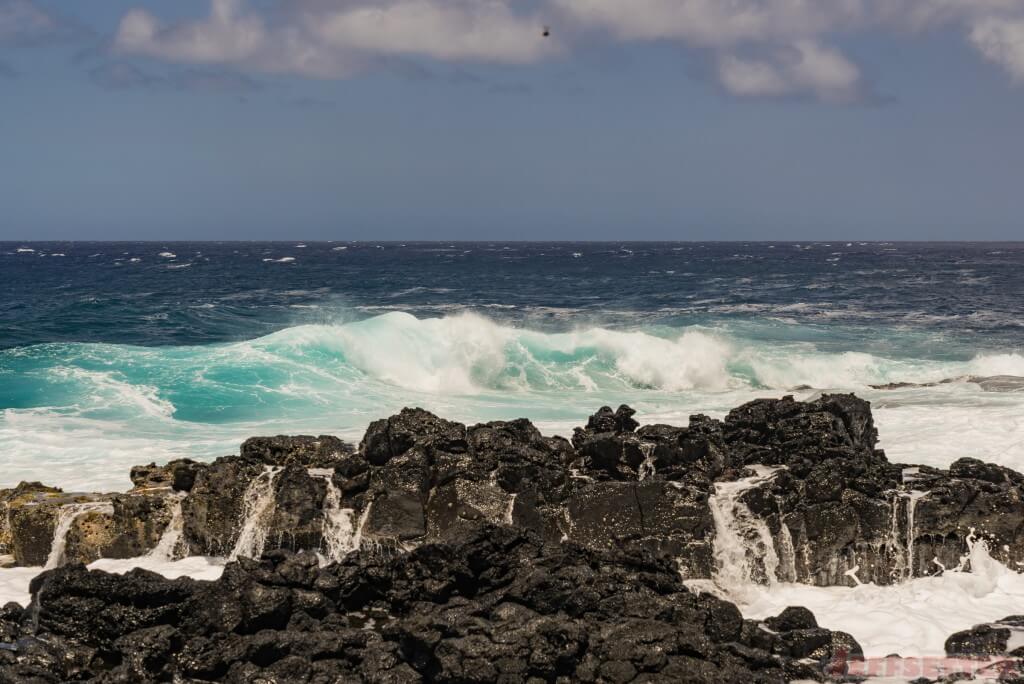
3 311 1024 490
4 311 1023 407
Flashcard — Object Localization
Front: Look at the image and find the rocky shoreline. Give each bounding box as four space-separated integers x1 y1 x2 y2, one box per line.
2 394 1024 681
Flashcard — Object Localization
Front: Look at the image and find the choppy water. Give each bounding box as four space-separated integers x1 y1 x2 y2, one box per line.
2 241 1023 491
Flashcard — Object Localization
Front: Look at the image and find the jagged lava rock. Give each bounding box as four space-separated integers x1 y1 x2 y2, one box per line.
0 525 862 683
8 394 1024 595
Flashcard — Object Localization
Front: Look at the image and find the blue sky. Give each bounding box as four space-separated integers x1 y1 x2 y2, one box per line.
2 0 1024 240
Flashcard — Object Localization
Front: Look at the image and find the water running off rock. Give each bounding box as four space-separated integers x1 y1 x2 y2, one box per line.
229 466 282 561
44 502 114 570
708 465 784 593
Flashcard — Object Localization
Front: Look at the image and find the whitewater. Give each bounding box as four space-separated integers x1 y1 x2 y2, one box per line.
3 241 1024 674
2 310 1024 490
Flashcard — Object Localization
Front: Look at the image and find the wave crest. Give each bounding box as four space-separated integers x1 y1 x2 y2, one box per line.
253 312 739 394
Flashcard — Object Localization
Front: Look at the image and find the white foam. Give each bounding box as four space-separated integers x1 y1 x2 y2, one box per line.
968 353 1024 377
263 312 739 394
737 537 1024 658
0 556 226 608
49 366 175 419
88 555 225 582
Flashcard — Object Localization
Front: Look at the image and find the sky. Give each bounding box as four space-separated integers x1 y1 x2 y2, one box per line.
1 0 1024 241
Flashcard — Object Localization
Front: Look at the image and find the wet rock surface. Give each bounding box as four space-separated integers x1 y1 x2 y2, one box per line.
0 525 861 683
945 616 1024 657
7 394 1024 588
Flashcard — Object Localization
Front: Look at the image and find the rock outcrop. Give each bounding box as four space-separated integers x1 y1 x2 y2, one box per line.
946 616 1024 658
5 394 1024 591
5 395 1024 681
0 525 862 683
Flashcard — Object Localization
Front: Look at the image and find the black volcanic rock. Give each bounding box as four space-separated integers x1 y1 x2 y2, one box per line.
946 616 1024 658
129 458 203 492
240 434 355 468
182 456 266 557
9 393 1024 593
0 525 862 683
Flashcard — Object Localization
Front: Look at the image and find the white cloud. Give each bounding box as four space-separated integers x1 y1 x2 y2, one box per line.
110 0 1024 101
969 17 1024 82
550 0 864 46
115 0 557 78
116 0 270 67
718 41 862 102
307 1 556 63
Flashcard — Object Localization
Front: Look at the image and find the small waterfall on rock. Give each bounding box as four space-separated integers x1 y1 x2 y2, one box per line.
777 520 798 582
229 466 282 561
309 469 359 563
44 501 114 570
904 490 928 579
504 494 517 524
352 501 374 552
708 466 784 591
638 443 656 481
148 494 186 561
888 489 930 581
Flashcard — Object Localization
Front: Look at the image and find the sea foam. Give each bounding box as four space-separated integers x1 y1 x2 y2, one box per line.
3 312 1024 491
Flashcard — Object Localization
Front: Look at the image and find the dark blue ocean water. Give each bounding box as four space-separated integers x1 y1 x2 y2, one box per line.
2 241 1023 490
3 241 1023 350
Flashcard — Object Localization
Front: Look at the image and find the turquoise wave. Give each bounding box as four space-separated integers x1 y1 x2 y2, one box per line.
3 311 1023 491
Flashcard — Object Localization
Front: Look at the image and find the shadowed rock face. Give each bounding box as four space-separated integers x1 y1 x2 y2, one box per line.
0 525 862 683
5 394 1024 591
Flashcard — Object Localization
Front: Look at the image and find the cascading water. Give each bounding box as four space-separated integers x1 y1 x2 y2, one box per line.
309 469 358 563
148 494 186 561
44 501 114 570
888 489 930 581
708 466 784 592
504 493 517 524
904 490 928 577
638 442 656 481
777 520 798 583
352 501 374 553
229 466 282 561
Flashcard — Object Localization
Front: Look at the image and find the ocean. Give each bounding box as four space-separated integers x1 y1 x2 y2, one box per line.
4 239 1024 662
2 240 1024 491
